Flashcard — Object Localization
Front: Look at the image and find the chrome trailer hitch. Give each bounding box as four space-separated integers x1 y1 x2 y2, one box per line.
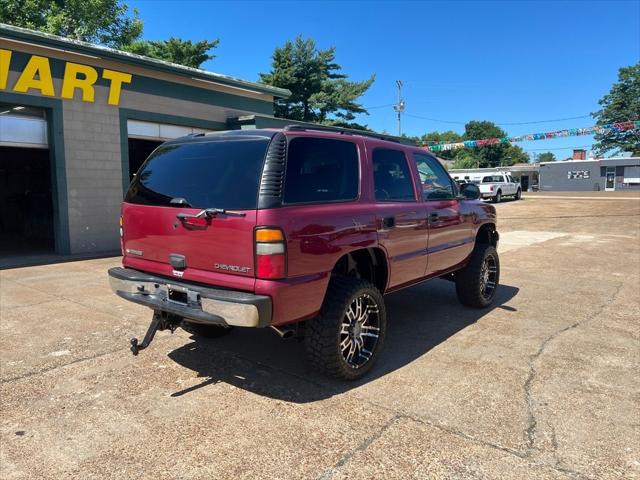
130 311 179 355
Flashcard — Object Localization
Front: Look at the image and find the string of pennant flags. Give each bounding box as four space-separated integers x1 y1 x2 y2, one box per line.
424 120 640 152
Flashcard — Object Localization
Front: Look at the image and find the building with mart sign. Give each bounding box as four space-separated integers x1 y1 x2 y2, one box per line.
0 24 292 258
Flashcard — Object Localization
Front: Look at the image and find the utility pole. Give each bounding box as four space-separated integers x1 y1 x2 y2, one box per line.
393 80 405 136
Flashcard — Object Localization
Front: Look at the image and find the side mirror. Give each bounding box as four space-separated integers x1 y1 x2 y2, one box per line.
460 183 481 200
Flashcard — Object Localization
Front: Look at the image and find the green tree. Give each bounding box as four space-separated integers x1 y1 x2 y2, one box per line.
124 38 219 68
461 120 529 167
0 0 217 68
259 36 374 125
421 130 462 160
592 63 640 155
462 121 507 168
0 0 142 48
505 144 530 165
537 152 556 163
452 150 480 169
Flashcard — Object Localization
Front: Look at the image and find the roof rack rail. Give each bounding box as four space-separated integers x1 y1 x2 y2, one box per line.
283 124 415 145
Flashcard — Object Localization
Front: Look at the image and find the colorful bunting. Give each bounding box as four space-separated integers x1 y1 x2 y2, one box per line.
424 120 640 152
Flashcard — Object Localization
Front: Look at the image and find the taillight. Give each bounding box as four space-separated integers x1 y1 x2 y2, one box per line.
119 216 124 256
490 186 494 192
255 228 286 279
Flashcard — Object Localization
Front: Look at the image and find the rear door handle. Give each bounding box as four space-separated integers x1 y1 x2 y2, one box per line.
382 216 395 228
429 212 440 223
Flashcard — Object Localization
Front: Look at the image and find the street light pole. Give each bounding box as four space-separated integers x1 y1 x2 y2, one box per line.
393 80 405 136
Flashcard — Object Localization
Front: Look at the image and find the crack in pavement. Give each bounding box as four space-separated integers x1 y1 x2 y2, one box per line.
522 281 624 472
206 348 591 479
317 414 402 480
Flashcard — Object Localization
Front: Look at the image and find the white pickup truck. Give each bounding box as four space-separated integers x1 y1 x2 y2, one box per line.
478 173 522 202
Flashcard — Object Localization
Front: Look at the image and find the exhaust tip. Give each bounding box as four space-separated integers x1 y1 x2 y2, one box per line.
270 325 295 339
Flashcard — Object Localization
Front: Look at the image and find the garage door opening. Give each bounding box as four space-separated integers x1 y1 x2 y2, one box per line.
0 105 54 257
0 146 54 255
128 138 163 181
126 119 215 182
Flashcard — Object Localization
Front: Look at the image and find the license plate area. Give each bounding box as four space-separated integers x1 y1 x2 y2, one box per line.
168 287 188 304
164 284 200 307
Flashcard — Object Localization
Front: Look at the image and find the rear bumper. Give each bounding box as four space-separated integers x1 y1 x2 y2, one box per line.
108 267 272 327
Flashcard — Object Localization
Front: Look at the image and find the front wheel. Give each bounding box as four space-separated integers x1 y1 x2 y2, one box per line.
305 277 386 380
455 244 500 308
516 188 522 200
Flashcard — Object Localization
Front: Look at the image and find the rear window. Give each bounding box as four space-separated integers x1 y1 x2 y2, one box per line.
283 137 359 204
125 138 269 209
482 175 504 183
373 149 415 201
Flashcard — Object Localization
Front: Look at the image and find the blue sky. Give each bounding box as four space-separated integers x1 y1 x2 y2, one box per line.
129 0 639 160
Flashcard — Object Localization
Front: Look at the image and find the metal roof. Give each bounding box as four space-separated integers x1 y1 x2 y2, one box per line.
539 156 640 165
0 23 291 99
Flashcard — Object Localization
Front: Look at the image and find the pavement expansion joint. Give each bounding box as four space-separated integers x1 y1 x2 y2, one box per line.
0 334 176 384
10 278 129 321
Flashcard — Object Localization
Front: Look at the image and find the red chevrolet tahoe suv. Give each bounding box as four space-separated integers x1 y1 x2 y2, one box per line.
108 125 499 380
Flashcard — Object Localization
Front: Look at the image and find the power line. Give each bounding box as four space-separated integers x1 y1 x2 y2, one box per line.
523 144 593 152
365 103 396 109
403 112 592 126
497 115 592 126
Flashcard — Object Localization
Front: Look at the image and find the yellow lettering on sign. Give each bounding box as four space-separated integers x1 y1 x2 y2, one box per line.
102 69 132 106
61 62 98 102
0 49 11 90
13 55 55 96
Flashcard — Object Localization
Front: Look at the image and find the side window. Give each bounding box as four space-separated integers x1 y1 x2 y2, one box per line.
372 149 416 202
283 137 359 204
413 153 454 200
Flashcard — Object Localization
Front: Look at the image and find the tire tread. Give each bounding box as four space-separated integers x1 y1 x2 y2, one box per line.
455 244 499 308
305 276 386 380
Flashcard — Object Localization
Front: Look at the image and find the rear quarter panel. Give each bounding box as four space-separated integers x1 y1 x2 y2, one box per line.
257 203 378 325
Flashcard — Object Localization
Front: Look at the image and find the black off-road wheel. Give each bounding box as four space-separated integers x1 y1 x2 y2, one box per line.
516 188 522 200
494 190 502 203
181 321 233 338
305 276 386 380
455 244 500 308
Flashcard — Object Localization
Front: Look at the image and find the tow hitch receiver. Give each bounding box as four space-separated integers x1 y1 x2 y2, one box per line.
130 311 179 355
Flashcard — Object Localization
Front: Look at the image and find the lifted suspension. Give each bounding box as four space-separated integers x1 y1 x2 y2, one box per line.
130 311 180 355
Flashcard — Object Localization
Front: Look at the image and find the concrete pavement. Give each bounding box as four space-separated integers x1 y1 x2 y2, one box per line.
1 195 639 479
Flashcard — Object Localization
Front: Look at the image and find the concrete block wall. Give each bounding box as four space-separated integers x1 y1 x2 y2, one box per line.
62 85 123 254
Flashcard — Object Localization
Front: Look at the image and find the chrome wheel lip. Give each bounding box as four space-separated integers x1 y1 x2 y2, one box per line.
340 293 380 369
479 253 498 300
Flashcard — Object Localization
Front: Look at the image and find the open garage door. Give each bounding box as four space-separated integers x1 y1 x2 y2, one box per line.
0 104 55 257
126 119 215 181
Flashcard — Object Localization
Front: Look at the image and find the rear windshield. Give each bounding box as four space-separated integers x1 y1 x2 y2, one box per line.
125 138 269 209
482 175 504 183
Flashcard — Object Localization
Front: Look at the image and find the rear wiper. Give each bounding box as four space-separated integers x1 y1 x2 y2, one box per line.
176 207 246 223
196 208 246 218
